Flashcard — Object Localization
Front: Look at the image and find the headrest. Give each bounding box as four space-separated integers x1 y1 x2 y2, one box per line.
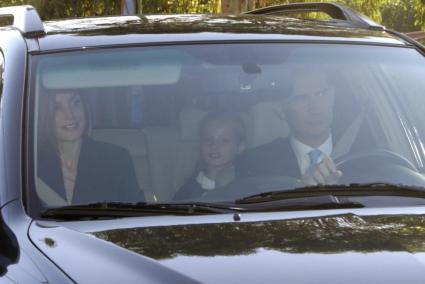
90 129 147 156
245 101 290 148
179 108 208 141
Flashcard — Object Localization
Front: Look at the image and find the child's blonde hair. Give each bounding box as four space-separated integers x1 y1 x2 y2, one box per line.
199 111 246 143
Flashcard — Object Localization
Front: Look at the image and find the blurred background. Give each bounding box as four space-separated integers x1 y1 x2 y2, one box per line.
1 0 424 43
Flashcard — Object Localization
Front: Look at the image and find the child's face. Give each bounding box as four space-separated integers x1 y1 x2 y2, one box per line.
201 122 243 169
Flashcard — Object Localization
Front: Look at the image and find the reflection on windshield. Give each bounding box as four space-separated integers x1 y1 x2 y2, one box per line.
30 43 425 214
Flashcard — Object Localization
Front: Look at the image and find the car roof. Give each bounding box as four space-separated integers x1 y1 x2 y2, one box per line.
33 14 406 52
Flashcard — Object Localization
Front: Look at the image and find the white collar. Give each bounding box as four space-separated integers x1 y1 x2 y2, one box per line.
196 171 215 190
290 134 333 174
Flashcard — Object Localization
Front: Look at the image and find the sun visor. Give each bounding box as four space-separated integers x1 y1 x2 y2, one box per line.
39 49 184 89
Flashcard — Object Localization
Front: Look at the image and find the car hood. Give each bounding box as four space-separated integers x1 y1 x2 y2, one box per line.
31 211 425 284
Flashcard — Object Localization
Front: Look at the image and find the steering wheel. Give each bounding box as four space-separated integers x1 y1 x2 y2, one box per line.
334 148 419 184
335 149 417 171
202 149 421 201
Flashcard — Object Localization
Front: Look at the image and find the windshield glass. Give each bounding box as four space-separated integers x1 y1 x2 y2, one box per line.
28 43 425 214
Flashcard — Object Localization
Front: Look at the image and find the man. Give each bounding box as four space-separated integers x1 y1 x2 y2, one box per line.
237 67 342 185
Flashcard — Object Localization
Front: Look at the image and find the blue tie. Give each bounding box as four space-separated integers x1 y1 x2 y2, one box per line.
308 149 323 167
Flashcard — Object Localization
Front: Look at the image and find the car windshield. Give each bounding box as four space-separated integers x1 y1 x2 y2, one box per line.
28 43 425 215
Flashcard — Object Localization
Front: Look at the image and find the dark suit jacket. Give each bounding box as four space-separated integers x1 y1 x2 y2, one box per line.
38 137 144 205
173 177 206 201
236 137 301 178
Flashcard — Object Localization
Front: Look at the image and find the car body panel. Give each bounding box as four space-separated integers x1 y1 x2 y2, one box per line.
0 30 26 207
28 216 199 284
1 202 73 283
30 207 425 284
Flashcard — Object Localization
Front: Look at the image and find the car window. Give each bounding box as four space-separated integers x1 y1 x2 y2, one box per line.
28 43 425 213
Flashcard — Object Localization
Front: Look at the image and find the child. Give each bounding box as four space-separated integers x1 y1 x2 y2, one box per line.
174 111 246 200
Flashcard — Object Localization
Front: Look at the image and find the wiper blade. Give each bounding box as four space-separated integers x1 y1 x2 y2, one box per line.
236 182 425 204
41 199 363 220
41 183 425 219
41 202 243 220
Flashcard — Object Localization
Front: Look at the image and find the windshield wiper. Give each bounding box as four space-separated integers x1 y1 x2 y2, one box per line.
236 182 425 204
41 202 243 220
42 183 422 219
41 199 364 220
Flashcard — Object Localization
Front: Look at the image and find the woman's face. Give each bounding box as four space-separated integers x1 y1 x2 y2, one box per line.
201 122 243 169
54 93 86 142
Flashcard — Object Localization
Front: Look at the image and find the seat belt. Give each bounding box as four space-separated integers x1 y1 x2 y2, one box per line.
331 110 365 160
36 177 68 207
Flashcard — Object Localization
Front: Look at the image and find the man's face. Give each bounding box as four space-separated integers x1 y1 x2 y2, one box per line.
281 71 335 144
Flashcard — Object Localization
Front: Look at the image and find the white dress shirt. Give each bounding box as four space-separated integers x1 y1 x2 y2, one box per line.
290 135 333 175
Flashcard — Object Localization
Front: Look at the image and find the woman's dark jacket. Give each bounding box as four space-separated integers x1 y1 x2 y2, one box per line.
38 137 144 204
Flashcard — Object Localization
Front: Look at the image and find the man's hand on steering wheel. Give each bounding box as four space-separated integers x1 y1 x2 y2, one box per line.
301 155 343 186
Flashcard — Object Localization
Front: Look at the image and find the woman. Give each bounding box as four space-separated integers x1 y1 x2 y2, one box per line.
37 90 143 207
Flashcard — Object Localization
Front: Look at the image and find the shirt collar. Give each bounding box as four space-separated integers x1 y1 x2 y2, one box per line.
291 134 332 157
290 134 333 174
196 171 215 190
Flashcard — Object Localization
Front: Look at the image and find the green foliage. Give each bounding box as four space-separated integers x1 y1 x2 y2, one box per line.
380 0 419 32
0 0 221 18
254 0 425 31
0 0 424 31
141 0 220 14
414 0 425 30
0 0 121 20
